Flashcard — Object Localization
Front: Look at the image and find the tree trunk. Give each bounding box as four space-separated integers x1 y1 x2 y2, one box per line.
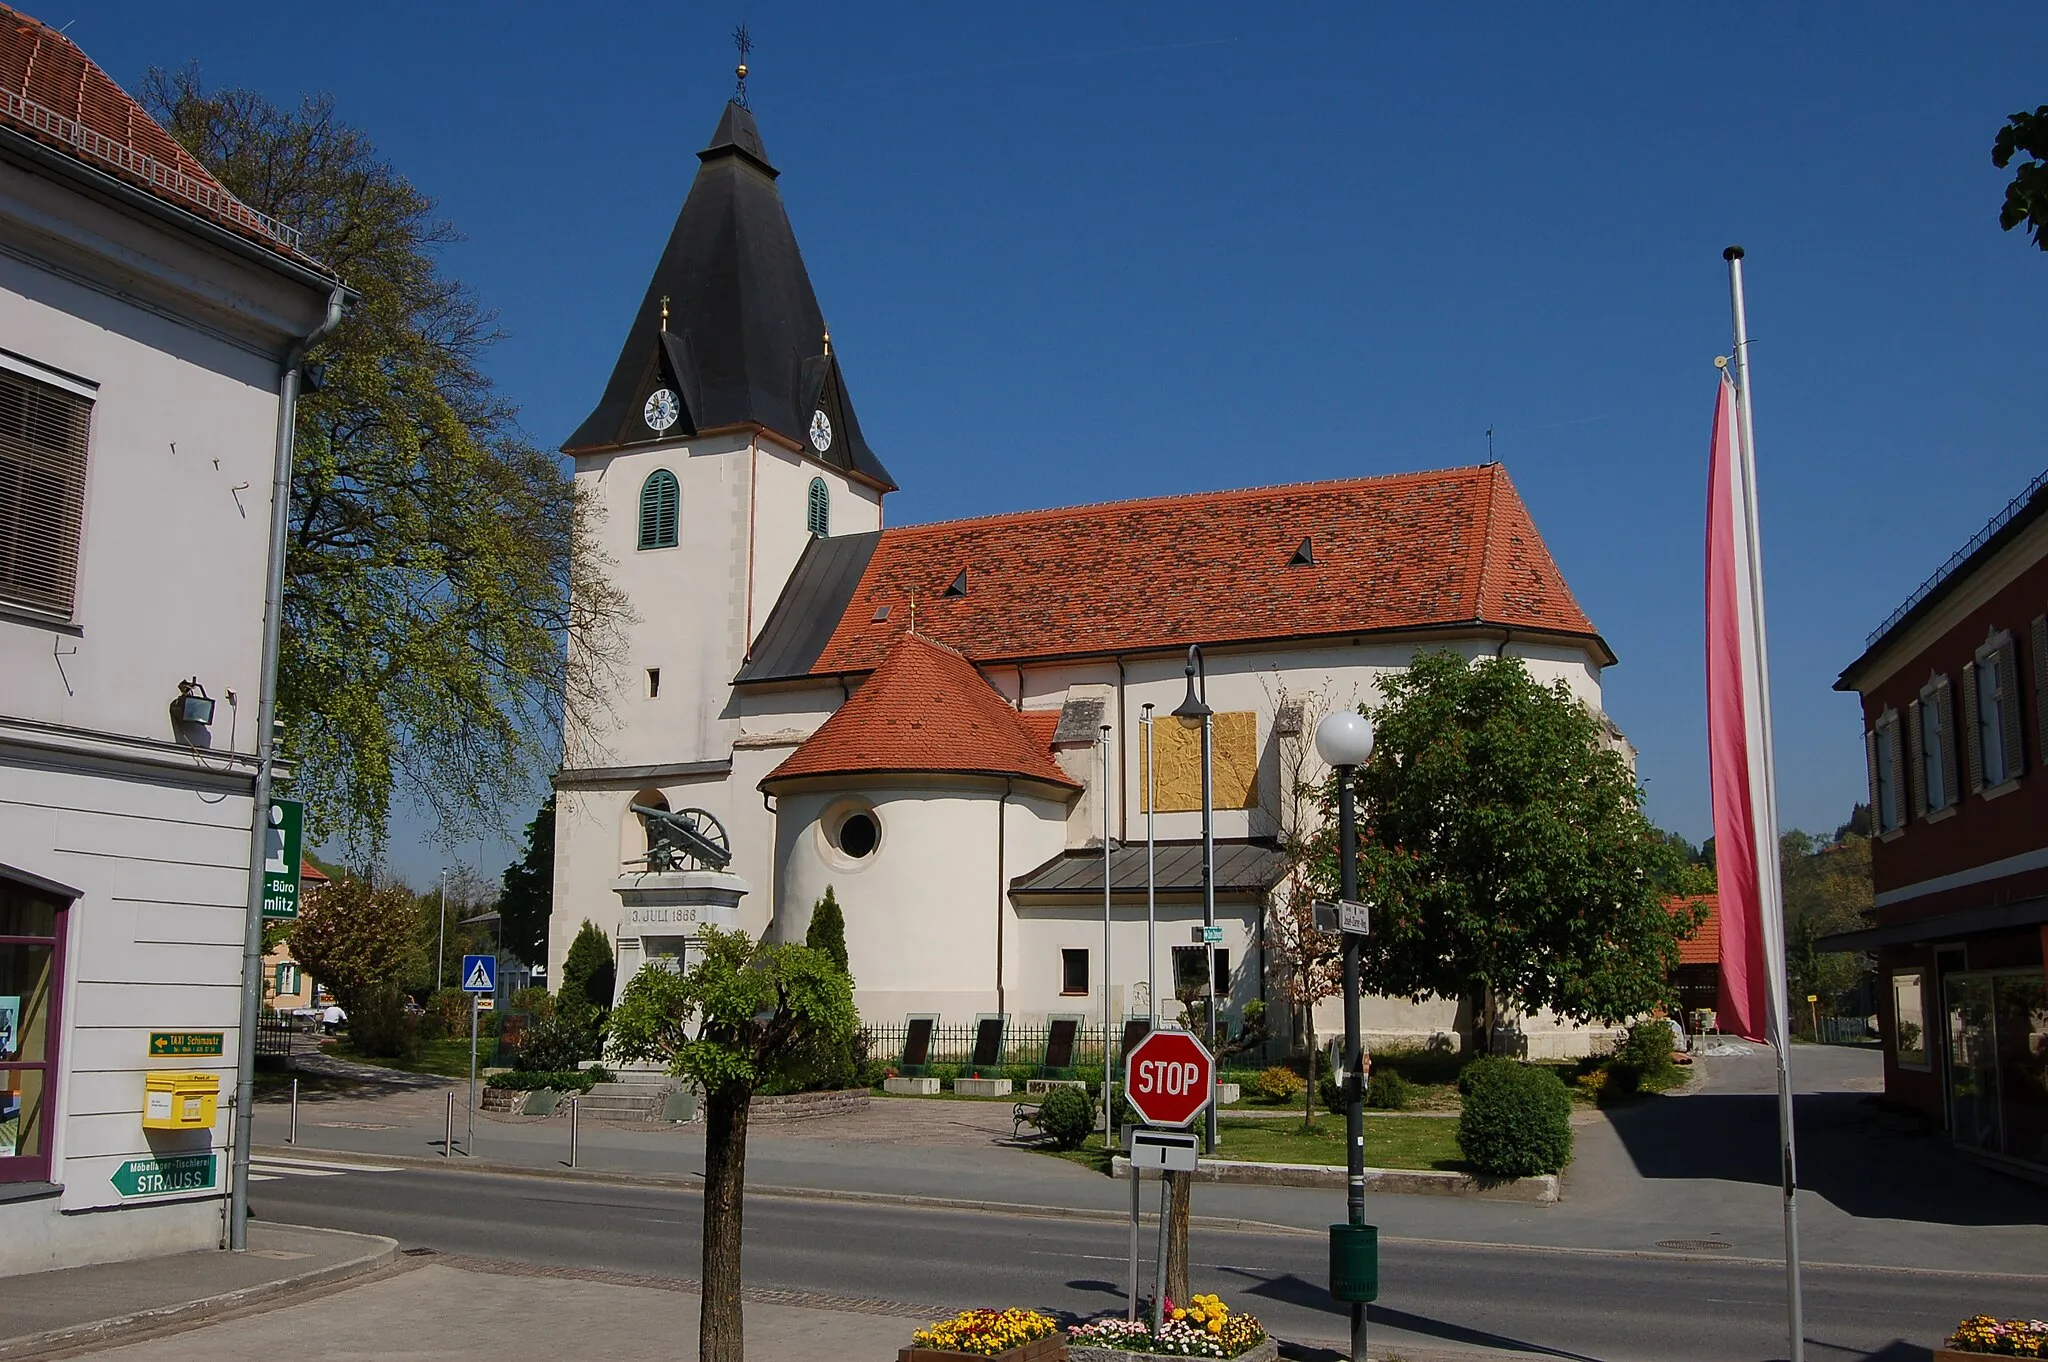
1165 1168 1192 1306
700 1082 752 1362
1303 1019 1318 1129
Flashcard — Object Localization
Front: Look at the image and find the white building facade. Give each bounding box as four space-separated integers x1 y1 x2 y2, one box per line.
0 14 337 1272
550 96 1627 1061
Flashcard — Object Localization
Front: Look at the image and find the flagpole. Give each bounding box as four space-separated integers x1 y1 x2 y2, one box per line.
1724 244 1805 1362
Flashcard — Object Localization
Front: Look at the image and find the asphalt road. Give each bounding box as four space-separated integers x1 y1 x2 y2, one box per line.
252 1161 2044 1362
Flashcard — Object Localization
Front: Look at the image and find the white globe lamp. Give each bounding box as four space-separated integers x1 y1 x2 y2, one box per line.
1314 710 1375 768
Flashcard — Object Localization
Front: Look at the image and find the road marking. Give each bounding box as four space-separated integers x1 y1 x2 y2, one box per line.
250 1155 402 1177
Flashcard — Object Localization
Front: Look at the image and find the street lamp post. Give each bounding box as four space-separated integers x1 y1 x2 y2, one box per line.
436 867 449 991
1142 703 1157 1026
1171 646 1216 1155
1315 709 1376 1362
1101 722 1114 1146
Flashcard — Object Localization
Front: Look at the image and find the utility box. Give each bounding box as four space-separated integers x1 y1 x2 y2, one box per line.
143 1071 220 1130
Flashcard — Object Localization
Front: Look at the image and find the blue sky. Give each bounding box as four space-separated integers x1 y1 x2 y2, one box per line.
61 3 2048 888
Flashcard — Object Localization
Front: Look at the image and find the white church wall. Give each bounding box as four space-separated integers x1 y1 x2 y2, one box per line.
745 439 882 651
1010 899 1261 1030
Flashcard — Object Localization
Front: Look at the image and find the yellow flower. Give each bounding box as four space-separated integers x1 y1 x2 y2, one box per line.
1173 1308 1186 1320
1208 1320 1223 1334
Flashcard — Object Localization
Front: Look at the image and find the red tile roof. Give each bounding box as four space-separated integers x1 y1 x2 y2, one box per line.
806 464 1604 676
0 5 320 267
1669 893 1720 966
763 631 1080 790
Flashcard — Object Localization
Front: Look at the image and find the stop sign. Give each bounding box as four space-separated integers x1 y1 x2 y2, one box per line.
1124 1028 1214 1128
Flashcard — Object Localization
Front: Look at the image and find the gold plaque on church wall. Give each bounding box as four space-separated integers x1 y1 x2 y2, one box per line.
1141 710 1259 812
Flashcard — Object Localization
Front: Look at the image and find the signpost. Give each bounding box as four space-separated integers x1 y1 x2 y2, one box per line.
461 954 495 1156
112 1153 215 1198
261 799 304 920
149 1031 224 1057
1123 1027 1214 1327
1314 900 1372 936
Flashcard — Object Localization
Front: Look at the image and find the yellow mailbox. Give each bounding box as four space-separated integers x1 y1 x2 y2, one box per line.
142 1071 220 1130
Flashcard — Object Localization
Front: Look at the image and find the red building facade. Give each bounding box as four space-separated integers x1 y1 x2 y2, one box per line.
1830 472 2048 1179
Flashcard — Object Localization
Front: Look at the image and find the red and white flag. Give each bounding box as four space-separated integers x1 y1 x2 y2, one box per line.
1705 371 1786 1045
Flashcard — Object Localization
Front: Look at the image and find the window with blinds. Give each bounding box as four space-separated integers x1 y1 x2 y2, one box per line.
807 477 829 539
637 469 678 550
0 367 92 618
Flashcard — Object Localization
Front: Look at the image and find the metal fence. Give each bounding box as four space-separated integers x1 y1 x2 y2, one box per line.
861 1019 1275 1077
255 1014 305 1060
1817 1016 1876 1046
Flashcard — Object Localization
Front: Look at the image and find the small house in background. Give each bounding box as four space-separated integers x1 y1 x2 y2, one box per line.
1828 468 2048 1181
262 862 330 1014
1667 893 1721 1029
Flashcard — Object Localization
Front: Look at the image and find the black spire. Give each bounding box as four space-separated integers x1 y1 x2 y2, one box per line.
564 102 895 491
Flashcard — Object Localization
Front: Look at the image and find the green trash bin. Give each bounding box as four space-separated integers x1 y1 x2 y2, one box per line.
1329 1223 1379 1302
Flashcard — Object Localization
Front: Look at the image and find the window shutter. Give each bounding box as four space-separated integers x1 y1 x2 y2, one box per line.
1865 727 1882 820
638 470 678 550
807 478 829 538
1962 661 1983 793
2034 616 2048 771
1905 699 1925 818
1997 636 2025 779
1886 713 1907 823
0 367 93 618
1935 675 1957 809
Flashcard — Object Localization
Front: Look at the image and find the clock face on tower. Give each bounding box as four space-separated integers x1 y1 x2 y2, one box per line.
644 388 680 433
809 408 833 453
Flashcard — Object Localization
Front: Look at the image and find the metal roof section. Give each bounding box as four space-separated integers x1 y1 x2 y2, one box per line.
563 100 895 490
738 530 882 683
1009 839 1287 898
1051 697 1106 744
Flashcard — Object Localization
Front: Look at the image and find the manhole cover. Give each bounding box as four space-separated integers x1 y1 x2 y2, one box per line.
315 1121 397 1130
1655 1239 1732 1251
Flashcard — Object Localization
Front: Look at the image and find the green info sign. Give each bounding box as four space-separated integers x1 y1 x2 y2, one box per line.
262 799 304 920
111 1153 216 1198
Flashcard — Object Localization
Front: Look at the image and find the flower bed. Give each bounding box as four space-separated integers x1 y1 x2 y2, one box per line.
904 1308 1065 1362
1943 1315 2048 1357
1067 1295 1268 1359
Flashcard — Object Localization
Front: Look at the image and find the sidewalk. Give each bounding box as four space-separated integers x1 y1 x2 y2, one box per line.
251 1046 2048 1277
0 1223 394 1360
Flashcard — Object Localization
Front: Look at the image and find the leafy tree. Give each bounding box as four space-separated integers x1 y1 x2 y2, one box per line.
804 886 848 974
607 928 856 1362
284 875 425 1056
1994 107 2048 250
1265 869 1342 1128
558 920 615 1027
143 69 628 857
1330 652 1701 1055
1652 829 1718 896
1782 822 1874 1016
496 796 555 968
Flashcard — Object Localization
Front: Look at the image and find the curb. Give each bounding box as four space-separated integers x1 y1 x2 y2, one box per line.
1110 1155 1560 1204
0 1224 397 1361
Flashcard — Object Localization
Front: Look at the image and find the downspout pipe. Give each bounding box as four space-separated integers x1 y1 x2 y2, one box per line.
230 286 345 1251
997 778 1015 1015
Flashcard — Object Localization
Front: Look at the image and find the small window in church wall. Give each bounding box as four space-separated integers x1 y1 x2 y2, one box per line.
639 470 679 550
1061 949 1089 996
807 477 829 538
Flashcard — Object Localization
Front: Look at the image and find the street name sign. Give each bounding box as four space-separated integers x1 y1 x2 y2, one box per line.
149 1031 223 1057
1313 900 1372 935
461 954 496 994
1200 925 1225 945
262 799 304 920
1124 1028 1214 1128
111 1153 216 1198
1127 1126 1199 1171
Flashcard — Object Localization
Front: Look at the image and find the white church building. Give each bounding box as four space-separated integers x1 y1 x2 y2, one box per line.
547 96 1626 1057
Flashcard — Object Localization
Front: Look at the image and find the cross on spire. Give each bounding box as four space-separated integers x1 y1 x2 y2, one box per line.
733 24 753 108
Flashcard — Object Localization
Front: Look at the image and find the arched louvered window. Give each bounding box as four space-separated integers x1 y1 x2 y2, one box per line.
807 477 830 538
638 469 679 550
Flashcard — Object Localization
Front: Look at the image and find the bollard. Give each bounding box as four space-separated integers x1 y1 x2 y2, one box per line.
444 1092 454 1158
288 1077 299 1145
569 1095 580 1169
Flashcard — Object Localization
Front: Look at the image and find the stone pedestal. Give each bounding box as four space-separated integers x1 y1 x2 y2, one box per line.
885 1076 941 1096
611 870 751 1004
954 1077 1012 1097
1215 1082 1242 1105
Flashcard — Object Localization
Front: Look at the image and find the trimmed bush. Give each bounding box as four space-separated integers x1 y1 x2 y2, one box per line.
1255 1065 1305 1103
1366 1069 1414 1111
1456 1061 1573 1177
1319 1066 1343 1115
1457 1054 1522 1097
1036 1085 1096 1150
487 1068 606 1093
514 1013 596 1072
1616 1021 1677 1077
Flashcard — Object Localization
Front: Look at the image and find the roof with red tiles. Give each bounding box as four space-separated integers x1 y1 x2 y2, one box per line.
1670 894 1720 966
762 631 1080 791
0 5 321 268
739 463 1607 684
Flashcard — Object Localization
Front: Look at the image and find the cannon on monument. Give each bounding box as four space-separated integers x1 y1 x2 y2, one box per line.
627 805 733 873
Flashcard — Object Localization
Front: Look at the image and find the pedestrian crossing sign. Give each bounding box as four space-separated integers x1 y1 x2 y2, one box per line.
461 954 496 994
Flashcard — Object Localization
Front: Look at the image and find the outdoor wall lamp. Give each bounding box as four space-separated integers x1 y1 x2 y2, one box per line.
172 678 215 726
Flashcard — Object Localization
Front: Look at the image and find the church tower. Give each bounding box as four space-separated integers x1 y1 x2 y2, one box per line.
550 95 895 984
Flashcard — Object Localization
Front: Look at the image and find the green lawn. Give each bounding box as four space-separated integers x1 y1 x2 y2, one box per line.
329 1036 495 1078
1045 1113 1465 1174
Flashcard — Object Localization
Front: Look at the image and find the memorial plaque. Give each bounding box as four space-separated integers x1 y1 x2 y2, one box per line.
1045 1017 1079 1070
971 1016 1006 1068
902 1016 935 1068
